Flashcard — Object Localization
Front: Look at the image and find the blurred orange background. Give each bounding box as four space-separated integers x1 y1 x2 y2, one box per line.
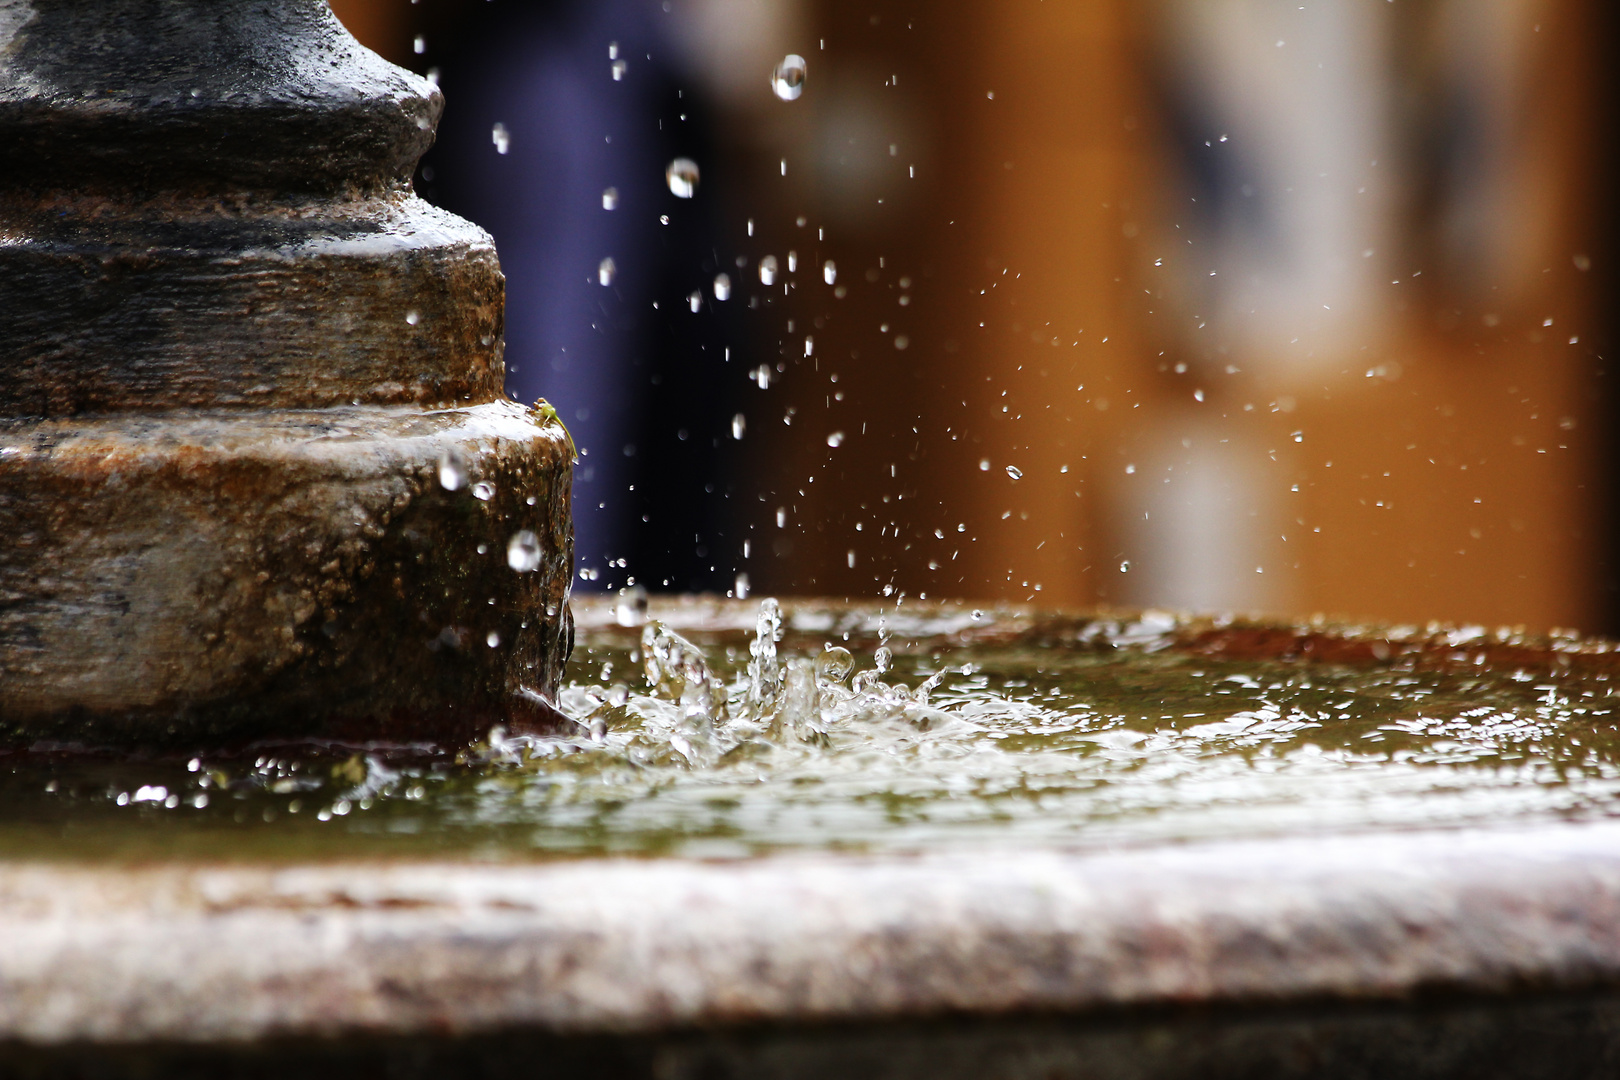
330 0 1612 634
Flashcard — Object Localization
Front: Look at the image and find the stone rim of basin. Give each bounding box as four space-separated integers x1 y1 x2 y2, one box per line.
0 819 1616 1043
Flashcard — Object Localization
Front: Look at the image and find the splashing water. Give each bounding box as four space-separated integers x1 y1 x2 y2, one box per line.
13 601 1620 865
771 54 807 101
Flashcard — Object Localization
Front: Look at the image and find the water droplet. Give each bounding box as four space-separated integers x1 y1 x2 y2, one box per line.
759 255 779 286
826 431 845 447
666 157 700 198
507 530 542 572
804 336 814 357
472 480 495 501
713 273 732 300
611 58 627 81
776 507 787 528
732 413 747 439
486 630 502 648
437 449 467 491
971 609 983 620
599 257 617 286
874 646 893 674
405 310 420 326
491 122 510 154
602 187 619 210
688 290 702 313
615 584 650 627
787 251 798 273
771 54 807 100
816 646 854 685
1119 560 1132 573
1006 465 1023 480
752 364 772 389
978 459 990 471
894 335 910 350
734 572 751 599
823 260 837 285
846 549 856 568
609 42 619 59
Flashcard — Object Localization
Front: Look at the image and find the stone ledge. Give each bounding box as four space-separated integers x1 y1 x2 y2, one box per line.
2 821 1620 1043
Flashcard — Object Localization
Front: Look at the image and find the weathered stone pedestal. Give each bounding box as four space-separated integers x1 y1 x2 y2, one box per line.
0 0 573 744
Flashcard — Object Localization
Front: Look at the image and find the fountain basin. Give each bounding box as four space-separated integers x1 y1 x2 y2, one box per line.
1 597 1618 1077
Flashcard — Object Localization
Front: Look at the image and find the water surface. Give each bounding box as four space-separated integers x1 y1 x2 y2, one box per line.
4 599 1617 863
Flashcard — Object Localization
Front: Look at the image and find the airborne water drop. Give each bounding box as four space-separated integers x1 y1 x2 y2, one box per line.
665 158 700 198
507 531 542 572
437 450 467 492
771 54 807 101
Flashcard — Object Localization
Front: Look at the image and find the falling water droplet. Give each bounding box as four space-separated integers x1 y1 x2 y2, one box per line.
894 335 910 350
776 507 787 528
1006 465 1023 480
826 431 845 447
804 336 814 357
507 530 542 572
437 450 467 491
1119 560 1132 573
759 255 779 286
602 187 619 210
752 365 772 389
714 273 732 300
771 54 807 100
615 584 649 626
688 290 702 313
472 481 496 501
787 251 798 273
486 631 502 648
823 260 837 285
874 646 893 674
405 310 420 326
599 257 617 286
978 459 990 471
611 58 627 81
847 550 856 568
491 123 510 154
734 572 751 599
666 157 700 198
732 413 746 439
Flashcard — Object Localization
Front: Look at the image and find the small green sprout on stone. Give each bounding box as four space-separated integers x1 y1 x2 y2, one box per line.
530 398 578 463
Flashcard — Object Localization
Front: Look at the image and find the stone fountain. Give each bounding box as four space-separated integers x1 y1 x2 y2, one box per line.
0 0 574 745
2 5 1620 1079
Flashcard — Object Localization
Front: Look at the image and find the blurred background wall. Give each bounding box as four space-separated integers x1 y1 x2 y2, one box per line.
329 0 1613 633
